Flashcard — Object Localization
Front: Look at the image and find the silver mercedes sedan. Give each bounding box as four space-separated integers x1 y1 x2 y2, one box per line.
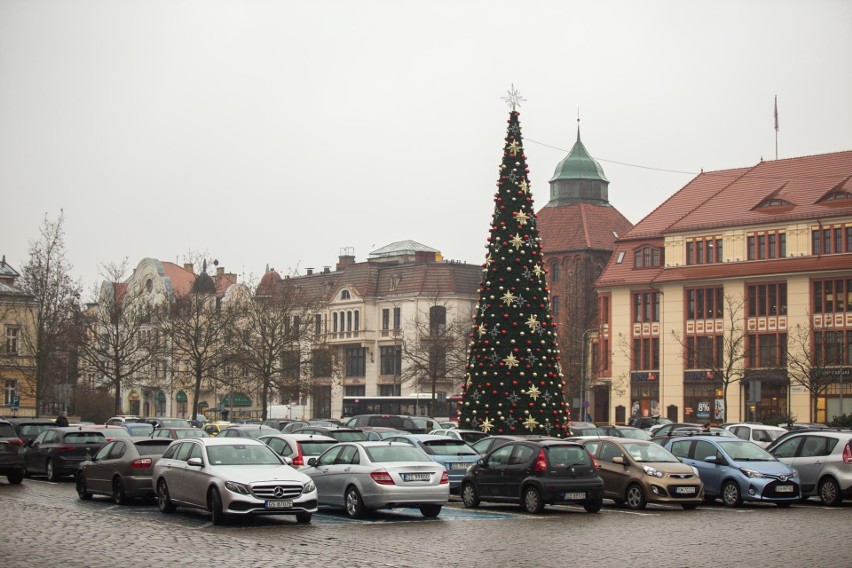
303 441 449 518
151 437 317 525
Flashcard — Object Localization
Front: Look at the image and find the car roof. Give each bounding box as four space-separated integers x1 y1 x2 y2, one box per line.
261 433 338 442
184 437 265 446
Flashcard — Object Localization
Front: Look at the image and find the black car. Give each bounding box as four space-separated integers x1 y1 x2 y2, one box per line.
0 418 25 484
24 427 108 481
5 418 56 445
471 435 557 456
460 439 604 514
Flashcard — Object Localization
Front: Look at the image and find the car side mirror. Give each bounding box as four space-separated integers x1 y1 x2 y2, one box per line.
477 458 486 467
704 456 721 465
612 456 626 465
25 440 35 448
307 457 317 467
187 457 203 467
282 456 293 466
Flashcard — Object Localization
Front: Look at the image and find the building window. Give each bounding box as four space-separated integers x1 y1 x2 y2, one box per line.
814 330 852 366
686 287 724 320
382 309 390 331
747 230 786 260
634 246 663 269
686 335 723 369
340 290 351 300
344 385 365 397
429 306 446 334
812 225 852 255
314 314 323 337
345 347 366 377
379 384 401 396
747 282 787 318
746 333 787 368
633 292 660 323
380 346 402 376
3 379 17 406
632 338 660 370
312 348 333 377
813 278 852 314
551 295 560 317
5 326 20 355
550 261 560 282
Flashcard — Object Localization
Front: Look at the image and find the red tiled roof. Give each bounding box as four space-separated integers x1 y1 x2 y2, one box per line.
160 262 195 297
538 203 633 252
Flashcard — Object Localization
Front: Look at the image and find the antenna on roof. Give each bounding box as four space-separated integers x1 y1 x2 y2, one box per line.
774 95 779 160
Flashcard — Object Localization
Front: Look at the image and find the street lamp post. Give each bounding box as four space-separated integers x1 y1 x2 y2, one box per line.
580 328 597 422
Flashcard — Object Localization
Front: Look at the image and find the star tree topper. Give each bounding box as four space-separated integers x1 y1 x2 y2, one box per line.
502 84 527 111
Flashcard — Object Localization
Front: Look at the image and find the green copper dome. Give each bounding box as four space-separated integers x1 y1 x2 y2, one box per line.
549 129 609 183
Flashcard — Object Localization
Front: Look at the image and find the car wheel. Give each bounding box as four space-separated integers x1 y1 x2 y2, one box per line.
7 470 24 485
209 488 227 525
345 486 367 519
681 503 698 510
419 505 442 518
113 477 128 505
721 481 742 507
157 479 176 513
295 512 312 524
583 494 603 513
522 486 544 514
818 477 842 506
461 482 480 508
46 459 59 482
76 475 92 500
625 483 647 510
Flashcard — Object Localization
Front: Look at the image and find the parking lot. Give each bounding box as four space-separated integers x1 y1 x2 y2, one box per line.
2 477 850 568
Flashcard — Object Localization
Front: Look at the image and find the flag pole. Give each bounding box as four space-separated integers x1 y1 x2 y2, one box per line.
774 95 779 160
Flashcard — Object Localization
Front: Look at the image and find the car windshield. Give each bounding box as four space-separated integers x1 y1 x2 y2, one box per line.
175 429 208 439
366 446 432 463
330 431 368 441
300 441 339 455
126 424 155 435
241 428 277 439
133 441 172 455
101 428 131 439
623 442 679 463
618 429 651 440
158 419 191 428
421 439 478 456
63 432 106 444
547 445 591 467
206 444 282 466
718 441 775 461
18 424 53 437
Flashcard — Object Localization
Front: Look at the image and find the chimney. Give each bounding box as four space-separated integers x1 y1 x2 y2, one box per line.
336 254 355 271
323 266 331 274
184 262 194 273
306 267 314 276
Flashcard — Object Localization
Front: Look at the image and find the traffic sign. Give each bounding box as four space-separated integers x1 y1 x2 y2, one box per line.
11 395 20 410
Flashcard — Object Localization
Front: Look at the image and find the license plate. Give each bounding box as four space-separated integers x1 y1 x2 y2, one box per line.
450 463 469 470
265 500 293 509
776 485 794 493
676 486 696 494
402 473 431 482
563 492 586 500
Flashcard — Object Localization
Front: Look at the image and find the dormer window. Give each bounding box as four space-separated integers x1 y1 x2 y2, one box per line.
756 198 791 208
821 191 851 202
634 246 663 269
340 290 351 300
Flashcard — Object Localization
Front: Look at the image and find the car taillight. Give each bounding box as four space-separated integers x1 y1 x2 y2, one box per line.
131 458 153 469
843 442 852 464
534 449 548 473
7 438 23 447
587 450 599 472
440 471 449 484
292 445 305 466
55 445 76 452
370 470 395 485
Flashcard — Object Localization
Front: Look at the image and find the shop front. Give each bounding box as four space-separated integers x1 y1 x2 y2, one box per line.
743 369 788 422
683 370 724 425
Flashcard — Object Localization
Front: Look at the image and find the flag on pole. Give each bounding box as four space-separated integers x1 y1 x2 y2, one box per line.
774 95 779 131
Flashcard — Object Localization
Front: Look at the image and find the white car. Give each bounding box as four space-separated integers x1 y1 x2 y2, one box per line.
724 423 787 448
428 428 490 444
152 437 317 525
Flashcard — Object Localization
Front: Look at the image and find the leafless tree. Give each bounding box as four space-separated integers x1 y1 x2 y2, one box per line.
670 293 747 422
158 269 235 422
16 211 82 415
399 297 472 415
78 260 164 414
785 320 849 422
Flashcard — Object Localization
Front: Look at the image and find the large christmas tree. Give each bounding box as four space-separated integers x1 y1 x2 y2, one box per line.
459 88 571 438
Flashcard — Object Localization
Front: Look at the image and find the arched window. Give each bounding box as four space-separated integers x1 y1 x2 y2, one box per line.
340 290 351 300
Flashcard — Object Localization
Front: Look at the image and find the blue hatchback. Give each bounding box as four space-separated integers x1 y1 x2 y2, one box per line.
384 434 480 492
663 435 800 507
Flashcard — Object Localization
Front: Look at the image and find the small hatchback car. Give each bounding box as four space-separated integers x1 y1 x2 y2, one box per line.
768 429 852 505
460 439 604 514
663 435 800 507
582 437 703 509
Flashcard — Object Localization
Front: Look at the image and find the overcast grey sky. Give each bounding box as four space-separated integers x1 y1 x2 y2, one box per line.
2 0 851 292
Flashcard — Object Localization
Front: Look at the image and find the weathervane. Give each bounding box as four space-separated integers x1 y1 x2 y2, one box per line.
502 84 526 110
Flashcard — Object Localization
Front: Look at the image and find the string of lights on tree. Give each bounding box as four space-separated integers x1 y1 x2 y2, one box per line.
459 86 571 437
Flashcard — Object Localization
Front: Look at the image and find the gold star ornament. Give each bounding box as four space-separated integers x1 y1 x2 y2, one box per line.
503 353 519 369
526 385 541 400
509 233 525 250
501 290 517 306
480 418 494 433
514 211 529 226
523 415 539 431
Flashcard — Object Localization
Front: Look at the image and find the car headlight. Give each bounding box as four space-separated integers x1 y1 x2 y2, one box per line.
690 466 700 476
643 465 664 478
739 468 767 479
303 480 316 493
224 481 251 495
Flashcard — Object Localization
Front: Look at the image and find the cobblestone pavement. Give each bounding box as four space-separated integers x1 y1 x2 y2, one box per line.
0 478 849 568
